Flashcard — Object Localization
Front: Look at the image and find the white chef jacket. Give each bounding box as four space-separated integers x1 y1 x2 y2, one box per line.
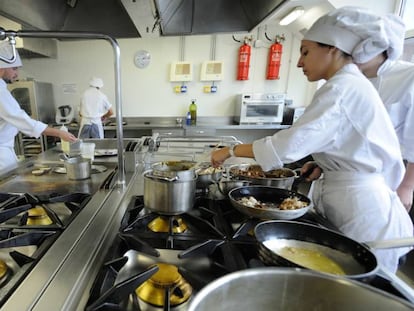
253 64 413 272
369 59 414 162
78 87 112 139
0 79 47 172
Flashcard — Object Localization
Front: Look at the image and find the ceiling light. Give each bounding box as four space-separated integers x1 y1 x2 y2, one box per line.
279 6 305 26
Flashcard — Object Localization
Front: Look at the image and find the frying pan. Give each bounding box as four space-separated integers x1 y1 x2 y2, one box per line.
228 186 311 220
254 220 414 283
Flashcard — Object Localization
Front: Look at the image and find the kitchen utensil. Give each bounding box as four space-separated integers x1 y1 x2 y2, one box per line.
254 220 414 282
229 164 297 189
217 178 251 195
196 162 223 188
188 268 414 311
228 186 311 220
64 157 91 180
143 170 197 215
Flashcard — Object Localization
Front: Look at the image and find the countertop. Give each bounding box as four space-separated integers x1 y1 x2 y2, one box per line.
63 116 291 131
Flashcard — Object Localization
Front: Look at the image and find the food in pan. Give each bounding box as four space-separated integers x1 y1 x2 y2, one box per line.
264 242 346 275
279 197 309 210
197 166 223 175
237 196 308 210
231 165 294 178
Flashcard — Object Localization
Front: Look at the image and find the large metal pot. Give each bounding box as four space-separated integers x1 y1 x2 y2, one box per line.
64 156 91 180
188 268 414 311
151 161 197 180
229 164 297 189
143 171 197 215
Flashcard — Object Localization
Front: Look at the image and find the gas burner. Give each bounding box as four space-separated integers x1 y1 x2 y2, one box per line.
136 263 192 307
0 192 91 229
0 229 59 307
26 206 53 226
0 259 11 288
147 216 188 233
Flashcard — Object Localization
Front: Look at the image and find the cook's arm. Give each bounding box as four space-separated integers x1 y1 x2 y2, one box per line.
397 162 414 211
42 127 77 142
211 144 254 167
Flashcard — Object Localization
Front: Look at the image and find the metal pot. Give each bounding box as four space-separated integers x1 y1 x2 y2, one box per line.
188 268 414 311
217 178 251 195
196 163 223 188
151 161 197 181
64 156 91 180
143 171 197 215
229 164 297 189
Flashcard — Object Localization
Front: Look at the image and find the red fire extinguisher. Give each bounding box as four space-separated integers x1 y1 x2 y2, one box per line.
237 40 251 80
266 35 285 80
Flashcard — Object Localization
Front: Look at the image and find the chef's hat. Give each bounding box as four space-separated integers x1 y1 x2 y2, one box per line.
0 40 22 68
89 77 104 88
303 6 405 63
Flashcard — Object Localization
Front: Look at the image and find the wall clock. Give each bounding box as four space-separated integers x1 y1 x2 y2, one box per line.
134 50 151 68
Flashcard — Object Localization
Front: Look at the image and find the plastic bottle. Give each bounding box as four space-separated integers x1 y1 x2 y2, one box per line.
189 99 197 125
60 125 70 155
186 112 191 126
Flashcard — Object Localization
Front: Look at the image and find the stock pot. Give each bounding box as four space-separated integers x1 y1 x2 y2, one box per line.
143 162 197 215
188 268 414 311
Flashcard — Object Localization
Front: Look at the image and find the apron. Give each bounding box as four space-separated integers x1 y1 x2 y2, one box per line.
78 117 104 139
0 146 18 173
311 171 413 273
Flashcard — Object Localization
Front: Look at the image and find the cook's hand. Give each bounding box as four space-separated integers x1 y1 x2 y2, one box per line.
211 147 231 168
301 161 322 181
397 184 413 212
61 130 77 143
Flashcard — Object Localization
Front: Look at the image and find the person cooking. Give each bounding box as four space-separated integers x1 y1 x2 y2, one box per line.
354 10 414 213
211 6 413 273
302 8 414 214
78 77 113 139
0 40 77 174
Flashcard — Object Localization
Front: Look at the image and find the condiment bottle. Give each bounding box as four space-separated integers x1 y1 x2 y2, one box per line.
186 112 191 126
60 125 70 155
189 99 197 125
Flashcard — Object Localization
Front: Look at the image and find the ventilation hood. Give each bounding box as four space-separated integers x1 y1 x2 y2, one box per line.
0 0 334 43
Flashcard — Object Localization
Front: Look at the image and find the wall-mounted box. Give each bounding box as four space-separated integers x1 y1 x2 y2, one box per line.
200 61 223 81
170 61 193 82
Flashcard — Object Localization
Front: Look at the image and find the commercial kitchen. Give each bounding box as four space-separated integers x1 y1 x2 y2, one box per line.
1 0 414 310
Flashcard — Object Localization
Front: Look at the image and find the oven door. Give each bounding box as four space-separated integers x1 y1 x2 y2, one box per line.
240 102 284 124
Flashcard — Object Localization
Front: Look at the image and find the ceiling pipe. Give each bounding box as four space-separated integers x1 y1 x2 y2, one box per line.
0 28 126 187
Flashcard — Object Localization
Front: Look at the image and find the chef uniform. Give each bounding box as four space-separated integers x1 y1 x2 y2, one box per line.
252 7 413 273
78 77 112 139
0 42 47 174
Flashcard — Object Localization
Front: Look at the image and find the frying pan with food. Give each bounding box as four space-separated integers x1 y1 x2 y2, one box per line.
228 186 311 220
254 220 414 283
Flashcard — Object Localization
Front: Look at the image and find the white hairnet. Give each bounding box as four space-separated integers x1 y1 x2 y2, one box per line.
0 40 22 68
303 6 405 63
89 77 104 88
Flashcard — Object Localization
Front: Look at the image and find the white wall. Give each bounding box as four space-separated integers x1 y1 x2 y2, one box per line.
18 25 311 120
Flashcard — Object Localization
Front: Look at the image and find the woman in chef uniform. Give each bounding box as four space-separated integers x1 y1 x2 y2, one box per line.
211 7 413 273
78 77 113 139
350 9 414 213
0 40 77 174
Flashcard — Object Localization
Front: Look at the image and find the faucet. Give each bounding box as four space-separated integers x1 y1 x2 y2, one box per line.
148 132 160 152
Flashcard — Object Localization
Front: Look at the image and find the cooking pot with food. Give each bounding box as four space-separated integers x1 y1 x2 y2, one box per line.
229 164 297 189
188 268 414 311
144 167 197 215
151 161 197 180
196 162 223 188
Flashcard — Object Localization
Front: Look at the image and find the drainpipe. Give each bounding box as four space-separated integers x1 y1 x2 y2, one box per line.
0 29 125 186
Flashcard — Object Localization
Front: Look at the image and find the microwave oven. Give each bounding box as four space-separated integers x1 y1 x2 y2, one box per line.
234 93 286 124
